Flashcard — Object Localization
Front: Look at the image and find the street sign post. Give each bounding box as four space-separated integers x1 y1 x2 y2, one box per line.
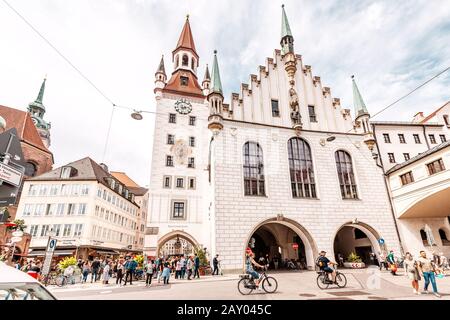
41 238 57 277
378 238 385 245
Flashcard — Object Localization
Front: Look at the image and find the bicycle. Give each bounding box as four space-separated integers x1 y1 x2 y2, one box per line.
316 265 347 289
237 271 278 295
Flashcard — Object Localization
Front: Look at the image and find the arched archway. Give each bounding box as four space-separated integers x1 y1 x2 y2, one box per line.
156 231 199 257
244 217 318 270
333 221 382 266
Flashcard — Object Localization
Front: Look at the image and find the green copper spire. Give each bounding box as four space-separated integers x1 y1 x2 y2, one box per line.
352 75 369 118
28 77 46 112
210 50 223 95
281 4 293 39
36 76 46 104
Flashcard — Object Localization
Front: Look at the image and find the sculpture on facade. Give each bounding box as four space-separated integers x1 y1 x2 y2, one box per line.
289 87 302 127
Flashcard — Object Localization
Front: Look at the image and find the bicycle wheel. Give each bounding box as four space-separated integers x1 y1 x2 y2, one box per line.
316 274 330 290
55 276 66 287
335 272 347 288
237 278 254 295
262 276 278 293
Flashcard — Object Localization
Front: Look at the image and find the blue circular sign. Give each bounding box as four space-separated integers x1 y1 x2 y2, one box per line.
49 239 56 249
378 238 385 245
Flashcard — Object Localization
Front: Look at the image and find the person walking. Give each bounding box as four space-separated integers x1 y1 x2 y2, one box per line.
90 257 100 283
116 259 124 286
102 261 111 285
193 253 200 279
187 256 194 280
81 261 90 283
64 264 76 285
123 256 137 286
417 250 441 297
404 252 421 295
157 257 164 283
212 254 219 276
162 263 171 285
175 258 182 279
386 250 397 275
144 258 154 287
180 255 187 279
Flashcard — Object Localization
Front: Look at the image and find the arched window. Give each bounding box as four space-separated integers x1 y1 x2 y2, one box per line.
420 229 428 246
191 57 195 69
243 142 265 196
182 54 189 66
24 162 37 177
175 55 179 68
287 137 316 198
439 229 449 245
335 150 358 199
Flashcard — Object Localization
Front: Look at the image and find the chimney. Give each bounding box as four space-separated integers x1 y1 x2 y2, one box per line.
412 112 424 123
99 163 109 172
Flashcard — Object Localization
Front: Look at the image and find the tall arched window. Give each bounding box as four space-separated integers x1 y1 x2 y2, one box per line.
191 57 195 69
335 150 358 199
182 54 189 66
243 142 265 196
287 138 316 198
420 229 428 246
175 55 179 68
439 229 449 245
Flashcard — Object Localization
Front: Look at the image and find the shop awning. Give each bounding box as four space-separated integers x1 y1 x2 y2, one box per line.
94 249 119 255
27 250 74 257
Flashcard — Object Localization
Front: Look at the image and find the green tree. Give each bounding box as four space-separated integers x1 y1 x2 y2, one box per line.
194 247 209 267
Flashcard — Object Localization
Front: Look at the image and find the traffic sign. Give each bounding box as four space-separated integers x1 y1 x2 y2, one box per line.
10 236 22 243
46 238 57 253
378 238 385 245
42 238 58 276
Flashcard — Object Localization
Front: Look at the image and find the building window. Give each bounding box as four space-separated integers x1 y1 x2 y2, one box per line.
271 100 279 117
287 138 316 198
61 167 72 179
40 225 50 237
167 134 175 145
191 57 195 69
429 134 436 144
63 224 72 237
383 134 391 143
52 224 61 237
308 105 317 123
440 135 446 143
67 203 76 215
388 153 396 163
243 142 265 196
56 204 65 216
189 136 195 147
163 176 172 188
166 155 174 167
403 153 410 161
74 224 83 237
78 203 87 215
176 178 184 189
427 158 445 175
49 185 59 196
28 185 38 196
172 201 186 219
182 54 188 66
400 171 414 186
420 229 428 246
29 225 39 237
188 157 195 168
413 134 421 144
24 162 37 177
189 116 196 126
169 113 176 124
180 76 189 86
335 150 358 199
439 229 450 245
398 134 406 144
34 204 45 216
45 204 56 216
444 115 449 126
188 177 196 190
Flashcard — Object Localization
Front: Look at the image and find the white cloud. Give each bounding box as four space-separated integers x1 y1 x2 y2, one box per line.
0 0 449 186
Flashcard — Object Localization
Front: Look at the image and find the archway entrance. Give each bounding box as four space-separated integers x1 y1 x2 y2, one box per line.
333 223 382 266
156 231 199 258
246 218 317 270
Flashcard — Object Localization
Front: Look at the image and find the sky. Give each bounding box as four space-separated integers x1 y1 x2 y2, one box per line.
0 0 449 186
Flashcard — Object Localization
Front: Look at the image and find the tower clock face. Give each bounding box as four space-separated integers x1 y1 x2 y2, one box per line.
174 98 192 115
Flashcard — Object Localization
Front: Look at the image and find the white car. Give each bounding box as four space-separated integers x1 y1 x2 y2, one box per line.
0 262 57 300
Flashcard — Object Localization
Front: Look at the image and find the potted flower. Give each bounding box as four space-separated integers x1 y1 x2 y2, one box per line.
343 252 365 268
194 247 210 275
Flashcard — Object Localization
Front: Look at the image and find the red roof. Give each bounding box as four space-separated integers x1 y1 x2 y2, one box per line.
173 17 198 57
163 70 204 98
420 101 450 123
0 105 51 153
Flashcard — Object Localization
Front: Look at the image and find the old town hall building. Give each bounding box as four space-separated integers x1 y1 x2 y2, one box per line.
144 7 404 271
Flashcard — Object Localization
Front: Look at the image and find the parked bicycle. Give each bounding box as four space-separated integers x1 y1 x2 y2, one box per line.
316 265 347 289
42 272 68 287
237 270 278 295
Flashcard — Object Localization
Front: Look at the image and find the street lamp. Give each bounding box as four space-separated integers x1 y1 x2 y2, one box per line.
131 110 143 120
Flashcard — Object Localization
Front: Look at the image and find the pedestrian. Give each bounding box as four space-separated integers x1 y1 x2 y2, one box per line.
64 264 76 285
116 258 124 286
175 258 182 279
157 257 164 283
123 256 137 286
417 250 441 297
338 253 344 268
145 258 154 287
386 250 397 275
212 254 219 275
274 257 279 270
162 263 171 285
193 253 200 279
81 261 90 283
102 261 111 285
90 257 100 283
180 255 186 279
404 252 421 295
186 256 193 280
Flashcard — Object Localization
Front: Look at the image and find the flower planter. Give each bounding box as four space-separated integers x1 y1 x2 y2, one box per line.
344 262 365 268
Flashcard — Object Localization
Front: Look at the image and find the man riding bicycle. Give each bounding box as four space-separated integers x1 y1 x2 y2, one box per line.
317 250 337 283
245 249 265 287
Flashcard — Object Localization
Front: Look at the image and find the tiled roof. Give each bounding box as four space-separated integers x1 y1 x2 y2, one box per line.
420 101 450 124
111 171 139 187
0 105 51 154
128 186 148 196
386 140 450 175
163 70 203 97
174 17 197 56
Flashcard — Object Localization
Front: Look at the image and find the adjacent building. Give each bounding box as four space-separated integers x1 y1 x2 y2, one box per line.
15 157 143 260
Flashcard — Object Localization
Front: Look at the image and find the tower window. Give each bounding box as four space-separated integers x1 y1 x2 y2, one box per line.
189 136 195 147
271 100 279 117
191 57 195 69
398 134 406 143
413 134 421 144
188 157 195 168
388 153 396 163
429 134 436 144
172 201 186 219
163 176 172 188
308 105 317 123
182 54 189 66
175 55 179 68
176 178 184 188
169 113 176 123
189 116 196 126
24 162 37 177
383 134 391 143
166 156 174 167
180 76 189 86
188 177 196 190
167 134 175 145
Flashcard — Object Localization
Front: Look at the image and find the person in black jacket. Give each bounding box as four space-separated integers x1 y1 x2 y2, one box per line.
90 258 100 283
193 254 200 279
212 255 219 275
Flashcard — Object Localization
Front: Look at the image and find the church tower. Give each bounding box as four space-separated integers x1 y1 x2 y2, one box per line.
207 50 224 135
352 76 376 151
28 77 51 148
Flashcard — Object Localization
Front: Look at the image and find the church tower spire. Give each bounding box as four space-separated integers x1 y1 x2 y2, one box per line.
351 75 375 151
207 50 224 135
163 15 203 98
202 64 211 96
154 55 167 99
352 75 369 118
281 4 294 55
28 76 51 148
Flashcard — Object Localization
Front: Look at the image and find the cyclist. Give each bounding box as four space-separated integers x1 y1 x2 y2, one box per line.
245 248 265 287
317 250 337 283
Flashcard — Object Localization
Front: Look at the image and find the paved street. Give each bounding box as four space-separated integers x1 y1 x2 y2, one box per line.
49 268 450 300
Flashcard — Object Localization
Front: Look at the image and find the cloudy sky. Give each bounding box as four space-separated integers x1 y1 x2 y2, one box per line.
1 0 449 186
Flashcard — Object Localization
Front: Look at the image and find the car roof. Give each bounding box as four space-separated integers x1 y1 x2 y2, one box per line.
0 262 39 283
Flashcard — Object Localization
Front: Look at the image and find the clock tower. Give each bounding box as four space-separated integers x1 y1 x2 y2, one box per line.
145 16 213 258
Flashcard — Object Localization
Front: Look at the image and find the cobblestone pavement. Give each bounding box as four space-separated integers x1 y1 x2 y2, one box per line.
49 268 450 300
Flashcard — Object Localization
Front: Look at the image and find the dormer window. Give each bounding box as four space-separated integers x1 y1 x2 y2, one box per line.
118 184 123 194
111 179 116 190
182 54 189 66
124 189 129 199
61 167 72 179
180 76 189 86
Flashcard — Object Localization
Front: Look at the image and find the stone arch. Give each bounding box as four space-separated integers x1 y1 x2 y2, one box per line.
244 216 318 270
156 230 199 257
